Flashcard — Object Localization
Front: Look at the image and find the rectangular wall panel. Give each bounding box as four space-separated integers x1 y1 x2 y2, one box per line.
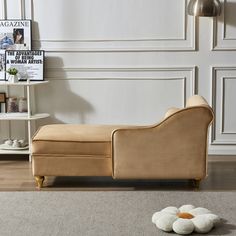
29 0 195 51
223 78 236 132
5 0 22 19
36 67 195 126
211 67 236 144
212 0 236 50
0 0 6 19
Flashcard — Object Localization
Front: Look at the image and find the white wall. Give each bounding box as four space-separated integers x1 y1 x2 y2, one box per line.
1 0 236 155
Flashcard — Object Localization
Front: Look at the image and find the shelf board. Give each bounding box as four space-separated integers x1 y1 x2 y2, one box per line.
0 113 50 120
0 149 29 155
0 81 49 86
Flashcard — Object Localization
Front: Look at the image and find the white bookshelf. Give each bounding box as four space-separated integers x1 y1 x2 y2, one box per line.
0 148 30 155
0 113 50 120
0 81 49 86
0 81 50 161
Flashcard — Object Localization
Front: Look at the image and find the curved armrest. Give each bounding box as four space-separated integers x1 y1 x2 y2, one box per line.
112 106 213 180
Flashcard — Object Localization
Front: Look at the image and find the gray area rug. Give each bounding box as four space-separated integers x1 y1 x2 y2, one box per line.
0 191 235 236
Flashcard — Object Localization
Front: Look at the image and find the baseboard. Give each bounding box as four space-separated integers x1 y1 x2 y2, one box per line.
208 155 236 162
208 147 236 155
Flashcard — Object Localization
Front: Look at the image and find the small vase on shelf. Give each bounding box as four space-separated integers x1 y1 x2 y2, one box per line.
8 74 18 83
6 67 18 83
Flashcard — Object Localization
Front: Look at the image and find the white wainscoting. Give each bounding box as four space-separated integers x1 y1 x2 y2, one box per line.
212 0 236 50
211 66 236 145
29 0 196 52
1 0 236 155
36 67 195 126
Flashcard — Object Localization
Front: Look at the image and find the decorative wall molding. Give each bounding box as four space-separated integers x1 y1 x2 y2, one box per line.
4 0 236 155
20 0 25 19
0 0 27 20
29 0 196 52
211 66 236 145
212 0 236 50
45 66 196 106
0 0 6 19
221 77 236 134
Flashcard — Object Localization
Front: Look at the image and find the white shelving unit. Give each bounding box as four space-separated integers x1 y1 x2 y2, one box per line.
0 113 49 120
0 81 50 161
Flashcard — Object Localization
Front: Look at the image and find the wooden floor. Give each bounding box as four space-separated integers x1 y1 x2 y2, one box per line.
0 155 236 191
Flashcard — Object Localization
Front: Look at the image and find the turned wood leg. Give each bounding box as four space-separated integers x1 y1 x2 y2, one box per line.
35 176 45 189
193 179 201 188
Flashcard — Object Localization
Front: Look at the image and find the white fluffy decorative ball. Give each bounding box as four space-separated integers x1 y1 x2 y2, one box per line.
152 205 220 235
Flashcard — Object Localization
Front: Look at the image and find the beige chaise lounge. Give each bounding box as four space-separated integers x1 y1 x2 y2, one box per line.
32 95 214 188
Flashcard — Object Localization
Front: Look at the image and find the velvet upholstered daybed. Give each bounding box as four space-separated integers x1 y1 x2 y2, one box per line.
32 95 214 188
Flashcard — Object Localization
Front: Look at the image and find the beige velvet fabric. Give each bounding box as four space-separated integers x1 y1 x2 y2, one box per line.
112 107 213 179
32 124 130 176
33 155 112 176
32 95 213 181
32 124 129 156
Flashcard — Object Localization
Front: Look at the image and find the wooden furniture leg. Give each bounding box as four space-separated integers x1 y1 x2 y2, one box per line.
193 179 201 188
35 176 45 189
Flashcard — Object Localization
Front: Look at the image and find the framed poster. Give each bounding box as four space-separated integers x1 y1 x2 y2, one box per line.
0 20 31 80
5 50 44 81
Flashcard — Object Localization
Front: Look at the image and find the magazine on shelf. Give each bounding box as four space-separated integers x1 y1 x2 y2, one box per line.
0 20 31 80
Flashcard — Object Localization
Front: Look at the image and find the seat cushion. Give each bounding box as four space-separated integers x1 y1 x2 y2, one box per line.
32 124 130 157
